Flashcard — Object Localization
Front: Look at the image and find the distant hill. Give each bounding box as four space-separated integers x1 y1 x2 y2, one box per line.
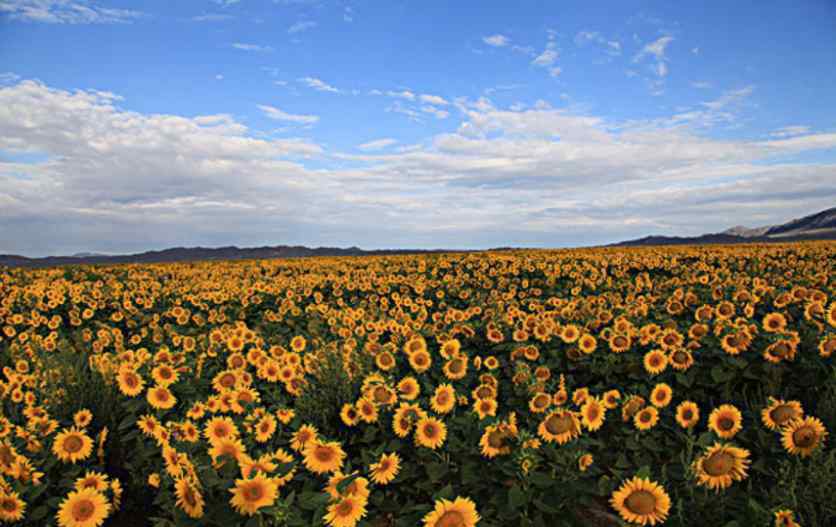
614 206 836 247
0 245 466 269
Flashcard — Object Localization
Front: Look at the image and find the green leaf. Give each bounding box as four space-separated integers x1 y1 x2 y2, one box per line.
636 465 652 479
425 462 447 483
336 473 361 495
508 484 528 509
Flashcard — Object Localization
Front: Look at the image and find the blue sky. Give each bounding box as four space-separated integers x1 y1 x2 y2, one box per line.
1 0 836 256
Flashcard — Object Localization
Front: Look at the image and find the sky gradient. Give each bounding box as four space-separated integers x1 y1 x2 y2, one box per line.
1 0 836 256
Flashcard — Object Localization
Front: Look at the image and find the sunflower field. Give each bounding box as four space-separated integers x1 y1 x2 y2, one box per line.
0 242 834 527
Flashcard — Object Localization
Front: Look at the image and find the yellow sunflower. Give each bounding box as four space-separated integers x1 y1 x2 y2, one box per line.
229 473 278 516
147 385 177 410
415 417 447 450
430 384 457 414
693 442 750 491
204 416 239 445
53 428 94 464
325 472 370 501
774 509 800 527
340 404 359 427
479 425 512 458
0 491 25 523
643 350 668 375
422 496 480 527
254 415 277 443
633 407 659 431
291 424 318 452
675 401 700 429
580 397 606 431
528 392 552 414
116 369 144 397
443 356 468 380
762 312 787 333
649 383 672 408
578 453 593 472
473 398 497 420
781 416 828 457
56 488 110 527
761 399 803 431
397 377 420 400
303 440 346 474
74 471 108 492
708 404 742 439
73 409 93 428
324 495 367 527
610 476 670 526
537 409 581 445
408 350 432 373
175 477 204 519
369 452 401 485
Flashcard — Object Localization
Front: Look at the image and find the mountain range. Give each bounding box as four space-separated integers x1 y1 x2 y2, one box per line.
2 207 834 268
613 206 836 246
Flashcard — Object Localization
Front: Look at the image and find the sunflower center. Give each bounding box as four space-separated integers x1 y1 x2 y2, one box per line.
183 487 197 507
704 451 735 476
64 435 83 454
770 405 796 425
625 490 657 515
449 359 464 374
587 406 600 420
423 423 438 438
436 511 466 527
315 446 335 462
373 387 389 403
792 427 817 448
682 410 693 420
2 499 17 512
487 430 505 448
717 417 734 431
336 500 354 516
243 484 264 502
72 499 95 521
545 414 573 435
639 411 652 423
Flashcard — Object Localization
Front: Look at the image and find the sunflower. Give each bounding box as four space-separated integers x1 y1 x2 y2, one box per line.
580 397 606 431
147 385 177 410
151 364 178 387
208 437 247 464
578 453 593 472
781 416 828 457
537 409 581 445
415 417 447 449
578 334 597 354
528 392 552 414
73 409 93 428
692 442 750 491
408 350 432 373
643 350 668 375
375 351 396 371
56 488 110 527
762 312 787 333
422 496 480 527
204 417 239 445
324 495 367 527
761 399 803 431
325 473 370 501
609 334 631 353
356 398 379 424
561 324 580 343
369 452 401 485
708 405 742 439
473 398 497 420
668 349 694 371
229 473 278 516
291 424 318 452
443 356 468 380
675 401 700 429
303 440 346 474
175 477 204 519
610 476 670 526
774 509 800 527
602 389 621 409
633 407 659 431
116 369 144 397
649 383 672 408
340 404 359 426
827 302 836 327
74 471 108 492
0 491 25 523
53 428 94 464
397 377 420 400
254 415 277 443
430 384 456 414
479 425 512 458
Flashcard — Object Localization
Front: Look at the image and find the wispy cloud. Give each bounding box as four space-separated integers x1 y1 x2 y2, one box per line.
770 125 811 138
358 138 397 151
419 94 448 106
232 43 273 52
192 13 233 22
634 35 674 63
483 34 510 47
298 77 339 93
258 104 319 124
531 36 561 77
0 0 142 24
575 31 621 56
288 20 316 34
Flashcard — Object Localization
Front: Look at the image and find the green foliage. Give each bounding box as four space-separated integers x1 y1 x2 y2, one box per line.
294 350 365 437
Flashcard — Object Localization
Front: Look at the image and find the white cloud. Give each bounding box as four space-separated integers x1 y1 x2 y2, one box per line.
532 47 558 67
0 72 20 85
634 35 674 62
3 78 835 255
343 6 352 22
232 43 273 52
419 94 448 106
421 106 449 119
769 125 811 138
575 31 621 56
213 0 240 6
358 138 397 151
483 34 510 47
288 20 316 33
0 0 142 24
298 77 340 93
692 47 700 55
386 90 416 101
192 13 233 22
215 74 224 80
258 104 319 124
